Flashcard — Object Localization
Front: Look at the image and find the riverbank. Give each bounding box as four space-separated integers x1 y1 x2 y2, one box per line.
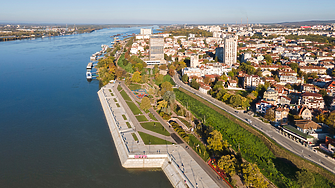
98 81 222 188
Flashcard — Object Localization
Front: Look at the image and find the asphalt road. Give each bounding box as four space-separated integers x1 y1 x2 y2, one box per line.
173 74 335 175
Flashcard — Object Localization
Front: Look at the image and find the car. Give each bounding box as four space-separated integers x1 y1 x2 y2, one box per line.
235 111 239 113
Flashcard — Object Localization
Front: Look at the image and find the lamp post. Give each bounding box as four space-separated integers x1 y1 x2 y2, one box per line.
149 141 151 154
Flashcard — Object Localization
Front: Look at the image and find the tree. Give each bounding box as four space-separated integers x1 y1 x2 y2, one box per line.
204 76 211 85
207 130 223 152
131 71 142 83
162 91 176 114
218 155 236 176
242 162 268 188
319 89 328 98
177 61 187 71
140 97 151 111
155 74 164 85
289 62 299 72
190 79 200 90
160 81 173 96
264 108 275 121
157 100 168 111
159 64 167 70
168 69 175 76
181 74 189 83
296 169 315 188
115 68 125 79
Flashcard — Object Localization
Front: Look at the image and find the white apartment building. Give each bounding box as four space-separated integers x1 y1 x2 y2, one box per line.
223 35 238 67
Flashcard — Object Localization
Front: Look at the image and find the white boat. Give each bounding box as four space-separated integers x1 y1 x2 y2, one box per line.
86 71 92 79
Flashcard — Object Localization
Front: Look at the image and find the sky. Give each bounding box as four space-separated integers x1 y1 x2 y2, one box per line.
1 0 335 24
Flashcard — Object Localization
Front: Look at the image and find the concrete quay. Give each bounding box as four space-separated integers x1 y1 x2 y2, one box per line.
98 82 222 188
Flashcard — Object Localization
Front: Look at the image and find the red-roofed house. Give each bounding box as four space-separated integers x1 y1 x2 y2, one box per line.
301 92 325 109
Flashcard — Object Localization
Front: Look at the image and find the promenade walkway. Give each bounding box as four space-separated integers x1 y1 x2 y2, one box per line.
99 82 226 188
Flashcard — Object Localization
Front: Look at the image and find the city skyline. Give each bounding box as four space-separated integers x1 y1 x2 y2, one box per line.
1 0 335 24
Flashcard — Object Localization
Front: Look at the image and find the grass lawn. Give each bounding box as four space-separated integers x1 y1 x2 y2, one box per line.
136 115 148 122
117 85 122 91
177 117 192 128
132 133 138 141
140 122 170 136
126 122 131 128
122 114 127 120
126 101 142 115
149 113 157 121
116 103 120 107
120 90 132 101
113 98 117 102
128 83 141 91
138 132 173 145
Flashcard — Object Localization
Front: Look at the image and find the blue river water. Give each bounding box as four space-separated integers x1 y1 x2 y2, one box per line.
0 26 172 187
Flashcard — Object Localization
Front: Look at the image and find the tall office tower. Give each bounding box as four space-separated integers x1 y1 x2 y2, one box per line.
149 35 164 61
223 35 238 67
190 54 199 68
140 28 152 35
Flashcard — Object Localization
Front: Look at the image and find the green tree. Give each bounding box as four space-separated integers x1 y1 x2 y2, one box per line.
131 71 142 83
160 81 173 96
162 91 176 114
157 100 168 111
289 62 299 72
207 130 223 152
218 155 236 176
242 163 268 188
182 74 189 83
296 169 315 188
264 108 275 121
140 97 151 111
190 79 200 90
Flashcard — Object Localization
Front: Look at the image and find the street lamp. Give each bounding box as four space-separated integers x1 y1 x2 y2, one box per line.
149 141 151 154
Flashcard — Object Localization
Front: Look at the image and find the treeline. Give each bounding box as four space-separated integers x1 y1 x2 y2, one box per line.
164 28 213 37
286 34 335 44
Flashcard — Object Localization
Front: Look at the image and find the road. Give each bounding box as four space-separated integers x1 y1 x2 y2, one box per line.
173 74 335 175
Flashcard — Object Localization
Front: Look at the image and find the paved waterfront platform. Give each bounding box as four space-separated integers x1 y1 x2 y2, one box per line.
98 82 221 188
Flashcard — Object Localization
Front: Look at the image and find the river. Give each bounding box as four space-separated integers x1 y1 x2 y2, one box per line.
0 26 172 187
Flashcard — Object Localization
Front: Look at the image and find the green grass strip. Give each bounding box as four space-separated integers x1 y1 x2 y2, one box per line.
140 122 170 136
138 131 173 145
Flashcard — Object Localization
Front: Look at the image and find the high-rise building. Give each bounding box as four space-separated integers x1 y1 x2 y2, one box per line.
140 28 152 35
223 35 238 67
190 54 199 68
149 35 164 61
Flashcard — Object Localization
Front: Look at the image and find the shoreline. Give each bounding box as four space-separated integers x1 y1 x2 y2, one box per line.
97 82 221 188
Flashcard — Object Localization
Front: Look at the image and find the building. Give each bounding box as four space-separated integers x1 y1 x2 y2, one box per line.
256 100 273 114
263 87 278 105
223 35 238 67
199 84 211 94
242 75 264 90
298 106 312 120
300 92 325 109
190 54 199 68
140 28 152 35
274 107 289 124
278 96 291 105
295 120 322 134
299 66 327 75
149 35 164 61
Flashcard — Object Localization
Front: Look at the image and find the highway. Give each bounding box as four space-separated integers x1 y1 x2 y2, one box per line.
173 74 335 175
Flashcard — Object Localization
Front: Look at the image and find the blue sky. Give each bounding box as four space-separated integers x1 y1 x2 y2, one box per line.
1 0 335 24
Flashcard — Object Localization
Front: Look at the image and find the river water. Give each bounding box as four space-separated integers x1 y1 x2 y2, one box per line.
0 27 172 187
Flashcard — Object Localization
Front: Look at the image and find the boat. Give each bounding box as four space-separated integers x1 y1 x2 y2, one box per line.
86 71 92 79
87 62 93 69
